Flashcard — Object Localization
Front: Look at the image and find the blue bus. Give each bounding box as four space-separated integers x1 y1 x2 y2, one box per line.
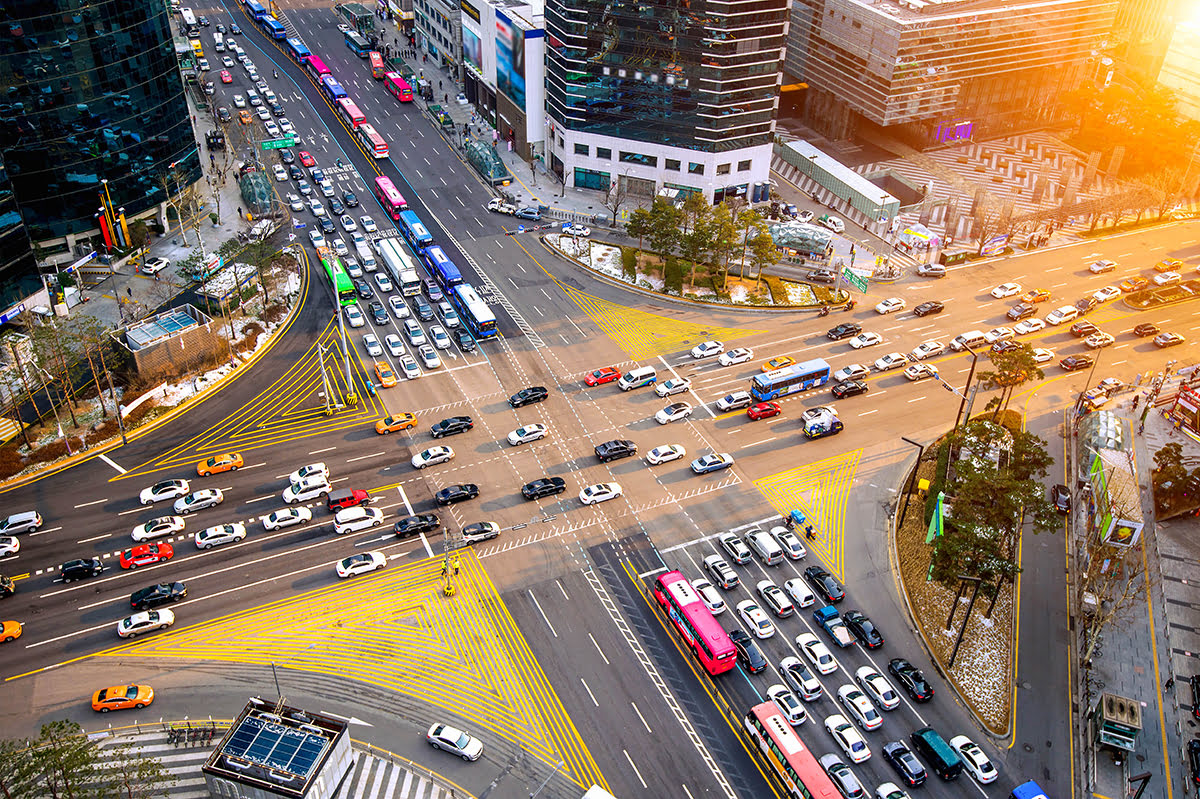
244 0 267 21
320 75 348 102
398 210 433 249
344 30 371 57
423 245 463 289
750 358 831 401
260 17 286 39
285 38 310 64
451 283 497 339
1010 782 1048 799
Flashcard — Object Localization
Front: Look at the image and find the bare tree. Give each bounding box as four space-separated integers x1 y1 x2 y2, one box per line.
603 176 632 227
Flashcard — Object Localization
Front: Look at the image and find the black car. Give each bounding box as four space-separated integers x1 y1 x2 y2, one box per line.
435 484 479 506
1070 320 1098 337
217 106 233 122
269 102 286 117
1188 739 1200 788
843 610 884 649
827 323 862 341
804 566 845 603
288 164 303 181
913 301 944 317
394 513 440 538
595 439 637 463
369 301 388 325
423 278 444 302
1051 484 1071 513
130 581 187 610
431 416 474 438
1007 303 1036 321
1075 297 1098 314
1190 675 1200 721
412 294 435 321
728 629 768 673
328 197 345 215
0 575 13 597
198 14 209 25
882 741 927 787
888 657 935 702
456 330 476 352
509 386 549 408
1059 354 1094 372
806 269 836 284
318 216 335 234
342 190 359 207
279 148 296 164
831 380 868 399
1133 323 1160 337
522 476 566 500
229 23 241 34
60 557 104 583
354 279 374 301
991 340 1021 354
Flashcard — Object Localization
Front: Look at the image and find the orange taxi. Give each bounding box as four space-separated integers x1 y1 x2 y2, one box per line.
1020 288 1051 304
1154 258 1183 273
1120 276 1150 292
1 619 22 643
91 684 155 712
375 412 417 434
761 356 795 372
197 452 243 476
374 361 397 388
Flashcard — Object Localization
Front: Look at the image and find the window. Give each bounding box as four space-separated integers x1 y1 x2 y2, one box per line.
688 162 704 175
717 163 731 176
596 147 611 160
620 151 656 167
574 143 589 155
665 159 680 171
573 168 610 191
738 160 752 171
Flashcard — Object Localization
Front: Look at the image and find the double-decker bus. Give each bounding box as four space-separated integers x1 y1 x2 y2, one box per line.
356 123 389 159
336 98 366 129
244 0 267 21
450 283 497 339
260 17 285 39
383 72 413 102
320 75 348 102
652 571 737 675
344 30 370 57
423 245 463 290
398 210 433 248
316 247 356 306
373 176 407 219
285 38 310 64
745 703 841 799
304 55 331 81
368 51 386 79
750 358 832 402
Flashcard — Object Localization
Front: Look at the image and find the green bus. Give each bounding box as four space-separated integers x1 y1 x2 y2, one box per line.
317 246 356 306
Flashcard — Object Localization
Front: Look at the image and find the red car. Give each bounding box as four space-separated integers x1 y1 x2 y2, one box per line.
585 367 620 387
219 70 232 83
298 151 316 168
120 543 174 569
747 401 781 421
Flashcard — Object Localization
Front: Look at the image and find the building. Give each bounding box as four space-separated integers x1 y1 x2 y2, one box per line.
1112 0 1186 81
1158 20 1200 121
790 0 1118 144
416 0 465 82
0 153 45 322
544 0 788 204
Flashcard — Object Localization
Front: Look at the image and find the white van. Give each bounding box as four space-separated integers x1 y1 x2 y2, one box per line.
355 241 376 270
618 366 657 391
746 529 784 565
213 33 224 51
949 331 987 352
333 506 384 535
0 510 42 535
1046 305 1079 325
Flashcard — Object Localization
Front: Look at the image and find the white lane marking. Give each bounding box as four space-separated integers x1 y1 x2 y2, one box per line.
99 454 126 474
528 589 558 637
308 446 336 455
631 701 653 733
580 678 599 706
74 498 108 508
589 632 611 665
76 533 112 544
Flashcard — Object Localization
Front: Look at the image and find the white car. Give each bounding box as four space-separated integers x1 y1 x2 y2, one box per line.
1014 318 1046 335
655 402 693 424
384 334 404 357
796 632 838 674
262 507 312 531
507 424 548 445
403 318 425 346
736 599 776 639
375 273 394 293
655 378 692 397
308 198 325 217
903 363 939 381
389 296 410 318
0 535 18 557
873 353 907 371
770 526 807 560
232 94 246 108
139 479 190 505
756 580 795 618
272 164 288 182
836 685 883 731
562 223 591 237
363 334 383 357
263 120 280 137
438 304 460 328
819 215 845 233
984 327 1014 344
781 655 823 701
255 107 270 121
116 609 174 638
412 446 454 469
429 325 452 350
1088 259 1117 273
908 340 944 361
339 214 358 232
782 578 816 608
399 353 421 379
297 180 314 197
1093 286 1121 302
719 533 752 564
1085 331 1115 348
287 193 304 212
279 118 295 135
344 304 365 328
308 231 326 250
715 391 752 411
849 332 882 349
1155 271 1181 286
876 783 911 799
418 345 441 369
130 515 185 542
318 179 336 197
875 297 905 314
1031 347 1054 364
289 463 328 483
692 577 726 614
824 714 871 763
718 347 752 366
855 666 901 710
426 723 483 761
282 476 331 503
833 364 870 382
333 507 384 535
990 282 1021 299
645 444 685 465
194 522 247 550
579 482 623 505
767 684 807 726
690 340 723 359
332 238 349 257
174 488 223 514
950 736 998 784
336 551 386 578
360 216 377 232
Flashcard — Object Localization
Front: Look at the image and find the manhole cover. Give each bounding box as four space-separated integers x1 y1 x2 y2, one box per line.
1022 682 1032 690
1136 754 1146 762
1023 744 1034 753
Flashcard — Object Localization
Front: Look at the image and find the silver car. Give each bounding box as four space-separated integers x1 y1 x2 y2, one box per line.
429 325 452 350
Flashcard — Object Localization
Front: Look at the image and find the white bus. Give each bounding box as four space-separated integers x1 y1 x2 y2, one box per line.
180 7 197 28
376 238 421 294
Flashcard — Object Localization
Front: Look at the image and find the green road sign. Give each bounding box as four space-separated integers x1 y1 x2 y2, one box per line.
842 267 868 293
261 136 298 150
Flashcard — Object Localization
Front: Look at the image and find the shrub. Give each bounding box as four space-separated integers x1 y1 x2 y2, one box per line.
663 255 683 295
762 275 788 304
0 447 25 479
621 247 637 280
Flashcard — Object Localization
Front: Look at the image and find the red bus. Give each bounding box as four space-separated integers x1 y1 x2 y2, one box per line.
373 176 407 219
652 571 737 675
357 123 389 159
745 703 841 799
304 55 331 81
336 98 366 129
383 72 413 102
368 51 386 79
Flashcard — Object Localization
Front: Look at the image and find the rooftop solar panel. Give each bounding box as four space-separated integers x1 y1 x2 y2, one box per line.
222 715 327 778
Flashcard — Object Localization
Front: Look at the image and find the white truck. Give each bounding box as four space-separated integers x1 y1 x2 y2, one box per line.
802 408 844 439
376 237 421 295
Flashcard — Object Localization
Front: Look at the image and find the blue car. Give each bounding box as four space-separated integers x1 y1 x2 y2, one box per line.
514 207 541 220
691 453 734 474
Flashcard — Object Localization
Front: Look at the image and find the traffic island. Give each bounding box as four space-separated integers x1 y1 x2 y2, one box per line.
1122 280 1200 310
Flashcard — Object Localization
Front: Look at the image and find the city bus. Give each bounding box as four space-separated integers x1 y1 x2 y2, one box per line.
356 123 389 159
422 245 463 289
652 570 737 675
368 51 386 79
383 72 413 102
750 358 832 402
285 38 310 65
373 176 407 219
316 247 356 306
260 17 285 39
1011 781 1049 799
180 7 198 29
744 702 841 799
244 0 267 21
450 283 497 339
336 98 366 129
344 30 370 57
398 210 433 248
320 75 348 102
304 55 331 81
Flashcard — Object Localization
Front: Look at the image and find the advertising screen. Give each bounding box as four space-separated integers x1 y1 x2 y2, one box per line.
463 27 481 72
496 12 525 107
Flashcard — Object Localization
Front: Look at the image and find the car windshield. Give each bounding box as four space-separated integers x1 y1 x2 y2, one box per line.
453 731 470 748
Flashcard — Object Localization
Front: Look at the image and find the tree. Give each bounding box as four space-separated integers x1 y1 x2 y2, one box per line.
31 719 105 798
645 198 683 257
624 207 653 253
977 343 1044 418
678 193 713 290
239 240 276 305
707 203 740 289
1150 441 1194 514
100 739 177 799
602 177 631 227
68 314 116 419
25 313 80 428
747 218 779 292
127 220 151 268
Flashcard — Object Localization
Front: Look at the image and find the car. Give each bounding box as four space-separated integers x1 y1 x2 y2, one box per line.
1051 483 1071 513
1085 331 1115 349
1156 257 1184 272
1070 320 1098 337
287 193 305 212
818 214 845 233
875 297 906 314
1088 259 1116 273
342 190 358 207
198 14 209 24
263 120 280 137
844 610 884 648
1155 271 1182 286
804 565 845 602
692 577 726 614
369 302 389 326
194 523 247 550
487 197 516 214
756 580 795 618
719 532 752 564
1097 377 1124 396
139 478 190 505
374 362 397 388
394 514 442 538
317 179 335 198
116 609 173 638
140 256 172 276
855 666 901 710
1007 303 1037 321
584 366 621 386
1133 322 1160 337
237 109 253 125
703 553 739 589
692 453 734 474
217 106 232 122
655 377 692 397
1021 288 1051 304
833 364 870 383
837 685 884 731
579 482 623 505
1155 332 1186 348
828 322 863 341
563 222 591 236
426 722 483 761
412 446 454 469
1014 318 1046 335
1093 286 1122 303
353 217 376 236
286 463 328 484
307 198 327 217
762 356 796 372
984 327 1014 344
767 684 807 726
307 230 325 248
262 507 312 531
431 416 474 438
232 93 246 108
130 515 185 542
902 363 939 382
433 482 479 507
849 332 883 349
289 164 304 181
912 301 944 317
60 557 104 582
797 632 838 674
421 279 443 302
1120 276 1149 292
361 334 382 358
387 295 410 319
279 118 295 135
882 741 927 787
819 754 866 799
781 655 823 701
1031 348 1054 364
509 386 549 407
991 339 1021 355
645 444 685 465
514 207 541 220
831 380 869 399
991 282 1021 299
770 526 806 560
522 477 567 500
373 412 418 437
298 150 316 167
336 551 386 578
0 535 17 557
690 340 723 359
655 402 693 424
716 391 753 411
255 107 270 121
915 264 946 278
344 304 365 328
332 238 350 257
728 628 768 673
594 439 637 462
1059 354 1094 372
888 657 934 701
92 684 155 713
507 424 547 445
825 714 871 763
119 542 173 569
806 268 837 284
437 303 460 328
873 353 907 371
718 347 753 366
402 319 425 346
908 340 944 361
130 581 186 610
174 488 223 514
418 345 441 369
229 22 241 33
395 352 421 380
747 401 781 420
1075 296 1098 314
950 735 998 783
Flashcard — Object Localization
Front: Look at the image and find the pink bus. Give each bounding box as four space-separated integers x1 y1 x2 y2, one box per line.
653 570 737 675
336 98 366 129
304 55 331 81
373 176 407 219
383 72 413 102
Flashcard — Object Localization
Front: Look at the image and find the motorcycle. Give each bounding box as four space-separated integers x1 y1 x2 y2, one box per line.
818 306 830 317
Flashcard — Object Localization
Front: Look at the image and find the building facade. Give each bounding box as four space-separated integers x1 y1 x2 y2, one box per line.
415 0 464 83
1111 0 1185 80
544 0 788 204
0 153 44 322
1158 20 1200 121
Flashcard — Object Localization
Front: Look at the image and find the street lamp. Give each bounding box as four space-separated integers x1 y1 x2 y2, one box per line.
952 342 980 435
897 436 925 531
32 364 71 456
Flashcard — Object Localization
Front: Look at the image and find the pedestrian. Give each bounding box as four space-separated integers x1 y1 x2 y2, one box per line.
126 286 133 297
444 93 449 103
1133 395 1140 411
1166 676 1175 690
452 555 460 576
1138 421 1145 435
237 206 242 218
804 525 816 541
439 79 443 90
154 271 159 282
441 557 449 577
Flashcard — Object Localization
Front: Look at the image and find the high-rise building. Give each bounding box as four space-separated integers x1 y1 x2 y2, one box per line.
1112 0 1186 81
1158 20 1200 121
0 153 44 321
416 0 465 82
544 0 788 203
0 0 199 247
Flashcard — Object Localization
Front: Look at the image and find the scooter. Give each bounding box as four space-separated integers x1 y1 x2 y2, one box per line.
818 306 830 317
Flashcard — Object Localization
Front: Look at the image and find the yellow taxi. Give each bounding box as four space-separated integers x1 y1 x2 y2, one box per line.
761 356 795 372
196 452 244 476
375 412 417 435
1 619 22 642
238 109 252 125
91 684 155 712
374 361 397 388
1120 276 1149 292
1020 288 1051 304
1154 258 1183 273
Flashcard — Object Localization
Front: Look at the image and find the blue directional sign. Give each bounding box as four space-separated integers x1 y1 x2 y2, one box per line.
294 221 307 229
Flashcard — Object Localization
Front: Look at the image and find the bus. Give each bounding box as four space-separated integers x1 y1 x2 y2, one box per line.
356 123 389 159
285 38 310 64
368 51 386 79
244 0 267 21
336 98 366 129
450 283 497 339
180 7 198 28
320 75 348 102
304 55 331 81
652 571 737 675
261 17 286 39
398 210 433 249
1011 781 1049 799
373 176 407 219
344 30 371 57
423 245 463 289
744 702 841 799
316 247 356 306
376 238 421 292
750 358 832 402
383 72 413 102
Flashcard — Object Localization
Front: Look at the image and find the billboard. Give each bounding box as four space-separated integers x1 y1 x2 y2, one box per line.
495 11 525 107
463 27 481 72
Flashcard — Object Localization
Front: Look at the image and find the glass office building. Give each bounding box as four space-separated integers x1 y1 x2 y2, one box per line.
0 0 200 242
0 153 42 316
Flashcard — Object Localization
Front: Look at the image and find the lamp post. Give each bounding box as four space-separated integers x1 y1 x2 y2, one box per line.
952 342 980 435
33 364 71 456
898 436 925 531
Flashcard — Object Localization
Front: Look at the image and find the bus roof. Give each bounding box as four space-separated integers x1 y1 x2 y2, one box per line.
1011 781 1048 799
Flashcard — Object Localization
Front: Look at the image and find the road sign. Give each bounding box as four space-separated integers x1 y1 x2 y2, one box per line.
517 224 525 234
262 136 298 150
841 267 868 293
